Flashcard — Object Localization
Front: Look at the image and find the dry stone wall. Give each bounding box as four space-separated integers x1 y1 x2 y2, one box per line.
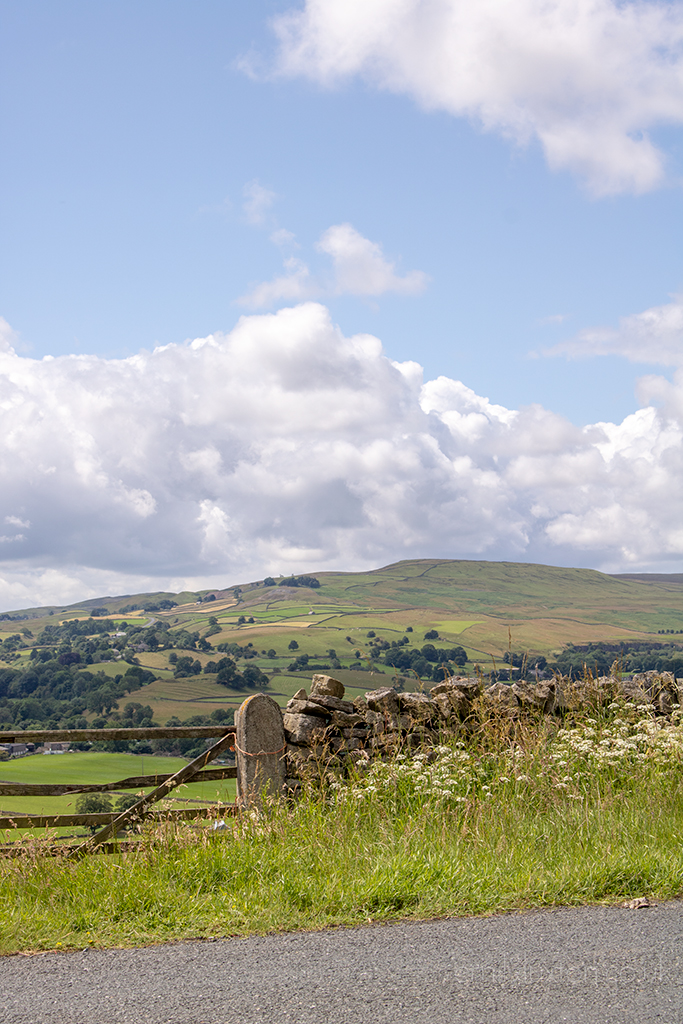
281 669 683 778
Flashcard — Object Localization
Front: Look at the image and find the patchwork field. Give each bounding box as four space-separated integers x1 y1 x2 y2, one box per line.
151 559 683 652
2 558 683 723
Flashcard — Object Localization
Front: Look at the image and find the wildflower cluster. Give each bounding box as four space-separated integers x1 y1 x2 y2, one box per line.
330 745 533 808
553 702 683 768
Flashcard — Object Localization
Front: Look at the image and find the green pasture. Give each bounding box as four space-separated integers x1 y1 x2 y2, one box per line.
135 675 242 720
302 558 683 629
434 619 483 634
265 668 391 698
8 566 681 728
0 752 236 820
0 752 184 786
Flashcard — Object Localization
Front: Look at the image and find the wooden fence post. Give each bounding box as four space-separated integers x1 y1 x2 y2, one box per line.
235 694 286 807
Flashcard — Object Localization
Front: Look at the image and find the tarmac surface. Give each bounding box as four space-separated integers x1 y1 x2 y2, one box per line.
1 901 682 1023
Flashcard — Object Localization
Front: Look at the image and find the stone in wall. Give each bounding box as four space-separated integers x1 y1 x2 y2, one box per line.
484 681 517 706
310 674 345 698
622 670 680 714
308 693 356 714
429 680 479 721
365 687 400 714
510 680 557 714
285 698 330 717
282 711 328 746
398 692 436 723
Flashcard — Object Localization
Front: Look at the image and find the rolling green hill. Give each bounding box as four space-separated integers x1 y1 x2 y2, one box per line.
2 559 682 725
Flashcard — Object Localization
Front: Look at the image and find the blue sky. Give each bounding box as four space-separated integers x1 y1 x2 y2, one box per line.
1 0 683 608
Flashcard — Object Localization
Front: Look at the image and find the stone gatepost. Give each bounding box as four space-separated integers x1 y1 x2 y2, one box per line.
235 693 287 807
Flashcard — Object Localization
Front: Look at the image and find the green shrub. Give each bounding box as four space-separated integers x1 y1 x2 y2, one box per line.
75 794 113 815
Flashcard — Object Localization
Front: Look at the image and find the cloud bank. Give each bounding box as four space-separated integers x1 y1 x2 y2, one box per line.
1 301 682 609
271 0 683 195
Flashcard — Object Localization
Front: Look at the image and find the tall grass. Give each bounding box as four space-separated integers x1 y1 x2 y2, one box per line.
2 691 683 953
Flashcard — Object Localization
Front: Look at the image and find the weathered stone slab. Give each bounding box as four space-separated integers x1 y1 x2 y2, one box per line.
365 709 383 728
286 743 312 759
656 689 674 715
628 670 676 702
430 680 480 701
365 707 405 733
430 687 470 718
398 692 437 722
405 727 436 747
330 710 365 728
308 694 356 714
331 736 363 752
370 730 402 749
364 687 400 714
282 712 328 745
235 693 286 808
431 692 450 719
340 726 369 739
398 692 431 709
485 682 517 706
511 681 556 713
619 671 678 715
285 698 330 718
310 674 345 698
344 738 363 751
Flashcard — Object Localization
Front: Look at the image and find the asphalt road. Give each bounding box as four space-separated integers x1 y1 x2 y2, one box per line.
2 902 682 1024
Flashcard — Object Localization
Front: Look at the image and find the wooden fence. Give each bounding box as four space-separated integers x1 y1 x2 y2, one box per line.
0 725 237 857
0 692 288 857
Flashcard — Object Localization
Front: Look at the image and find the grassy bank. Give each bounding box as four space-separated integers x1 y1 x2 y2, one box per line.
2 696 683 953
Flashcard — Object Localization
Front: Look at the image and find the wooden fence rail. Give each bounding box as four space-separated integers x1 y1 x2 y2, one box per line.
0 766 236 797
0 726 233 743
0 840 150 858
0 806 238 830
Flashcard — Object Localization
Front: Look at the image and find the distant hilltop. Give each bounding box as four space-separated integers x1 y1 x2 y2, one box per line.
1 559 682 647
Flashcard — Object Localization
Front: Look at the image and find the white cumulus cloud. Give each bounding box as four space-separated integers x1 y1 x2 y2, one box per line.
239 257 317 308
270 0 683 195
317 223 428 296
1 301 683 609
242 180 277 226
544 298 683 365
239 223 427 307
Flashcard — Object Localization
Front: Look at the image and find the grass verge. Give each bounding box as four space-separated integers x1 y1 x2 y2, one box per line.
2 697 683 953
